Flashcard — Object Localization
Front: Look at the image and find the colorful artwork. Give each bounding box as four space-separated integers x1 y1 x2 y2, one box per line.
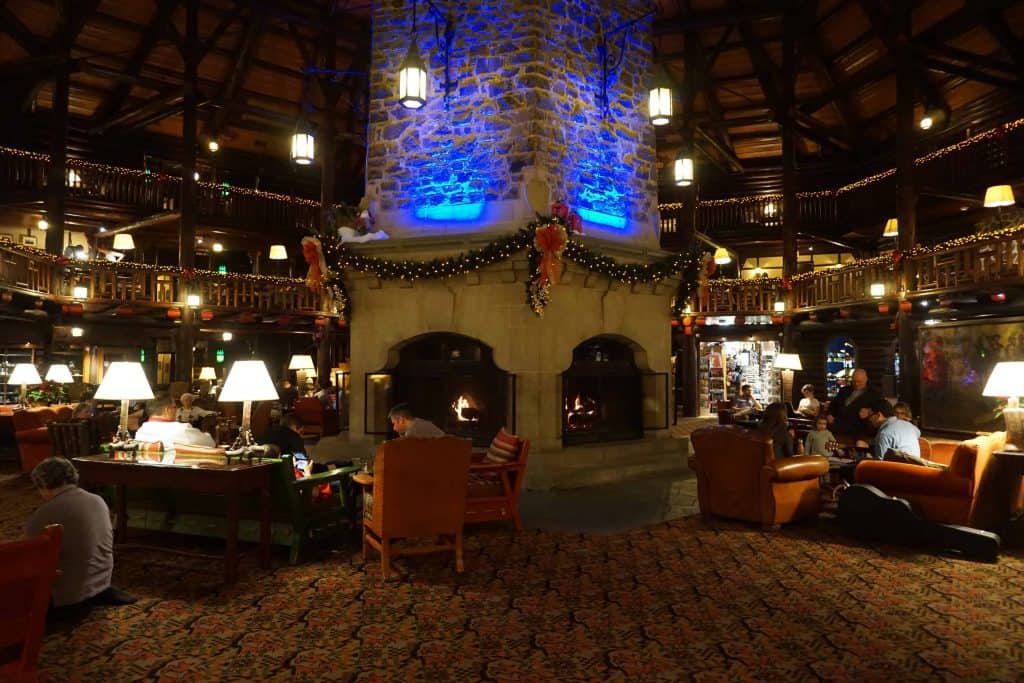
918 319 1024 433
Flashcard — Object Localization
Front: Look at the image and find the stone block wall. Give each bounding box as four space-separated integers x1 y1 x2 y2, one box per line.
367 0 659 246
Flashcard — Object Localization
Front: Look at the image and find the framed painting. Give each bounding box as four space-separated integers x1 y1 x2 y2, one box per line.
20 234 37 246
918 317 1024 434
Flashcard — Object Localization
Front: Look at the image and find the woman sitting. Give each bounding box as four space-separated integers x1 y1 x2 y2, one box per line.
757 402 796 460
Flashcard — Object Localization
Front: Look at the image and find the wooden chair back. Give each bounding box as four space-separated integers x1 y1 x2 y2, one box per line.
0 525 62 682
47 421 92 459
465 439 531 530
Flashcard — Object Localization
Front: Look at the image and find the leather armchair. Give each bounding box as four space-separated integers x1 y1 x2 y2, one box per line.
855 431 1006 529
12 405 75 473
689 424 829 529
356 436 472 578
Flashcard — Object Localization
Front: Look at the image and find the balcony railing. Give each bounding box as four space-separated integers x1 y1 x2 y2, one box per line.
0 147 328 233
695 225 1024 314
0 239 321 315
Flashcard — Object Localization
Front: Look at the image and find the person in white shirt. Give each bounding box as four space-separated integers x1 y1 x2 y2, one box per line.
136 397 215 451
797 384 821 418
175 392 214 425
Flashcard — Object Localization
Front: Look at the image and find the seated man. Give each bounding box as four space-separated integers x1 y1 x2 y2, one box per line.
26 457 135 614
388 403 445 439
175 392 214 425
732 384 763 417
135 397 215 451
258 414 307 456
827 368 883 439
858 399 934 466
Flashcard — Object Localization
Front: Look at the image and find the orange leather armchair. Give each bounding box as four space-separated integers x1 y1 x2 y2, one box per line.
357 436 472 578
855 431 1006 529
293 397 324 440
12 405 75 473
689 425 829 529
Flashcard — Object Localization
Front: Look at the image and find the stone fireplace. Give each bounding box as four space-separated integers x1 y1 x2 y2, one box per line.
345 0 686 488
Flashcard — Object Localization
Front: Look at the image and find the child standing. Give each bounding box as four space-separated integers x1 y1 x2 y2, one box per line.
804 416 837 456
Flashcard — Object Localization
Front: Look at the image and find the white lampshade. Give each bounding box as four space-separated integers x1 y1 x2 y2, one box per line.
982 362 1024 398
268 244 288 260
773 300 785 313
713 247 731 265
288 354 316 370
9 363 42 386
73 285 88 299
983 185 1016 208
218 360 278 402
870 282 885 298
112 234 135 250
95 362 154 400
774 353 803 371
883 218 899 237
45 364 74 383
186 294 201 308
198 366 217 381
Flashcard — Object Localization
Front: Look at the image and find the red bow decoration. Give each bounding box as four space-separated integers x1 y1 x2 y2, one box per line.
569 212 583 235
534 223 568 286
56 256 70 266
892 250 904 265
781 277 792 291
181 267 195 281
550 202 570 219
301 237 326 293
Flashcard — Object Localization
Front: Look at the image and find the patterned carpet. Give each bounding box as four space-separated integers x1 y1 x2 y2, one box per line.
4 472 1024 681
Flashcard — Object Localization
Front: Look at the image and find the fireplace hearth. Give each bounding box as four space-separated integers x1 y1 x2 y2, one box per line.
562 336 643 446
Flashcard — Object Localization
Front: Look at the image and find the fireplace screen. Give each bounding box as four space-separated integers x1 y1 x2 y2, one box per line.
562 337 644 446
365 333 514 447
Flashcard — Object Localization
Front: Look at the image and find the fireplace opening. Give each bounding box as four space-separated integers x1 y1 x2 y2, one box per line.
562 336 643 446
382 333 512 447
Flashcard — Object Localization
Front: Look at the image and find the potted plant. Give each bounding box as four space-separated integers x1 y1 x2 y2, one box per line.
26 380 65 406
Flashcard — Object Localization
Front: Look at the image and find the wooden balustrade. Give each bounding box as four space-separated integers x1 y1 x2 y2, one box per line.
908 229 1024 293
698 281 784 314
0 149 330 233
0 240 321 315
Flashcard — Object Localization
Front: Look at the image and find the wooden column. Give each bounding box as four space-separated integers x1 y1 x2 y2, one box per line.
780 7 798 281
178 0 198 270
896 1 919 408
678 32 700 250
45 0 70 256
315 28 341 387
681 329 699 417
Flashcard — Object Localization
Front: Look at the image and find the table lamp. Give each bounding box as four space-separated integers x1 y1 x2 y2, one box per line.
218 360 278 454
288 353 316 386
45 364 74 403
774 353 803 407
198 366 217 381
983 361 1024 451
9 363 42 407
94 361 154 444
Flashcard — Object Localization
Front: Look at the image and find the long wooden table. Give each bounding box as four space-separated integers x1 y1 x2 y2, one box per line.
73 455 275 583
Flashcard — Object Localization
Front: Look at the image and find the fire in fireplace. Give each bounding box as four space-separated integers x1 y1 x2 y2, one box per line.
562 336 643 446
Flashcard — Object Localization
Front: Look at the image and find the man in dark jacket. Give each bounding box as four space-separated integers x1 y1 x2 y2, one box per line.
827 368 884 439
258 414 306 456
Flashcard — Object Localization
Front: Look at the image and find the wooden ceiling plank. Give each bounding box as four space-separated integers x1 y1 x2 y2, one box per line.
920 56 1024 91
92 0 183 126
985 8 1024 70
798 0 861 137
198 3 247 60
208 10 267 139
90 88 185 133
653 4 787 35
919 39 1018 76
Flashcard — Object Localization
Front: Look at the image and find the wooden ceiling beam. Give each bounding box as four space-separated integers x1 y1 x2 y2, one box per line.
985 9 1024 71
920 56 1024 91
798 0 861 138
695 126 745 174
90 88 185 134
918 40 1018 77
91 0 183 126
0 4 48 56
208 10 267 140
653 4 786 35
198 2 247 61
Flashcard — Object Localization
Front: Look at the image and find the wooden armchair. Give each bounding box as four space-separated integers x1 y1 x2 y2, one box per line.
274 454 361 564
0 525 62 683
465 438 530 530
355 436 472 578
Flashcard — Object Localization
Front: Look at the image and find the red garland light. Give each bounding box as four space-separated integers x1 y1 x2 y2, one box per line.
991 292 1007 303
670 319 679 327
200 309 214 321
684 326 693 336
899 300 912 312
166 308 182 319
878 302 890 314
681 316 692 327
695 317 706 326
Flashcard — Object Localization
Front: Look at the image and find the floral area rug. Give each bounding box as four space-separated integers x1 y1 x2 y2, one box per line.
3 473 1024 681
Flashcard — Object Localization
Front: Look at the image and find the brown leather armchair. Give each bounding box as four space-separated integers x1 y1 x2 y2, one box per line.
855 431 1006 529
356 436 472 578
689 425 829 529
12 405 75 473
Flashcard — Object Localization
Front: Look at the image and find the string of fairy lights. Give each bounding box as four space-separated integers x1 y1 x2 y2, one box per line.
657 116 1024 212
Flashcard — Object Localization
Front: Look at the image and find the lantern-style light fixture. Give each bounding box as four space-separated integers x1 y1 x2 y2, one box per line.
290 130 315 165
648 65 673 126
883 218 899 237
673 154 694 187
983 185 1016 208
113 234 135 250
398 40 428 109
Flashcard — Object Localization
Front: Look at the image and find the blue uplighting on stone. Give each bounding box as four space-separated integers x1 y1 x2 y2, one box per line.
578 208 627 230
414 201 487 221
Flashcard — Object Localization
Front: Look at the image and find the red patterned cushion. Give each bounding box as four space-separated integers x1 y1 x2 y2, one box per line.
484 428 521 464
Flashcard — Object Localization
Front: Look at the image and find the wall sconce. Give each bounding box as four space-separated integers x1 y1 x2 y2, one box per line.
883 217 898 238
870 282 885 298
648 64 673 126
112 233 135 250
212 242 224 253
398 0 454 110
773 300 785 313
674 154 694 187
37 218 49 231
222 331 233 341
71 326 83 338
207 139 220 153
599 8 657 117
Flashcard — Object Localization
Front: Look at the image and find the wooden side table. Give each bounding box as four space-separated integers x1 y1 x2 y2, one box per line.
991 450 1024 545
